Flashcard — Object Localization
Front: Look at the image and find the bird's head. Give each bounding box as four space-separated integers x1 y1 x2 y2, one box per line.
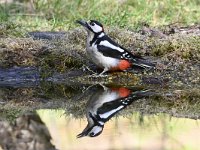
76 20 104 34
77 112 104 138
77 125 103 138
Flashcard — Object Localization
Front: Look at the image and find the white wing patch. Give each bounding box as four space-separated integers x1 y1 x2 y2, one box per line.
99 105 124 119
99 40 124 52
122 52 129 57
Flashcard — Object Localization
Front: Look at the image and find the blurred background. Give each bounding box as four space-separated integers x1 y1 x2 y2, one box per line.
0 0 200 33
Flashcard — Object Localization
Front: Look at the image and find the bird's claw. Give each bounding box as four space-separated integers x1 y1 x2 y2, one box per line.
88 73 108 78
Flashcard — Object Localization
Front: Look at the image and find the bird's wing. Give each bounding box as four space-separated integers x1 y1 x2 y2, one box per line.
96 35 134 59
97 35 155 69
97 44 123 59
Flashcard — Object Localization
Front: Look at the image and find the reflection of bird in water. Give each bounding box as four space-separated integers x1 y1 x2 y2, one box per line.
77 85 153 138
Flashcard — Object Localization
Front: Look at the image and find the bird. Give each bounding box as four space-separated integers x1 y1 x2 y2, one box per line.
76 20 156 76
77 84 153 138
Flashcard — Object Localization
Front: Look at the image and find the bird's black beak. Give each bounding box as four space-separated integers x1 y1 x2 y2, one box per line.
77 123 91 138
77 131 86 138
76 20 88 28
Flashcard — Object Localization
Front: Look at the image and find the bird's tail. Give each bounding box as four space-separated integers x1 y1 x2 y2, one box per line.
131 58 156 70
131 89 155 98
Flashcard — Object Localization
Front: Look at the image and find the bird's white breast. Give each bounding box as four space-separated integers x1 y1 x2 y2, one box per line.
87 44 119 69
89 90 119 114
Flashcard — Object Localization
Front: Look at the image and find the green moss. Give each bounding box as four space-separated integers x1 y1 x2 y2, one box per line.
151 35 200 60
0 38 45 67
0 27 199 80
0 108 22 122
0 22 26 37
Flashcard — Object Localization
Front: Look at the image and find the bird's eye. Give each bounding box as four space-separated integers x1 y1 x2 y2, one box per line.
90 132 95 136
90 22 95 26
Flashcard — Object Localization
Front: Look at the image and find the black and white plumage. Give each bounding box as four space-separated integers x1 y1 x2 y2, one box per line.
76 20 156 75
77 85 152 138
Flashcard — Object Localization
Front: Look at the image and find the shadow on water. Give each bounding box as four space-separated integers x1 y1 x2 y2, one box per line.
0 67 200 149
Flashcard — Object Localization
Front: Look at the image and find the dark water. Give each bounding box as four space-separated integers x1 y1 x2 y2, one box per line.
0 67 199 150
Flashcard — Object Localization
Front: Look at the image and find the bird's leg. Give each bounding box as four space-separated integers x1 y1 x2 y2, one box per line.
99 83 108 90
87 72 99 77
88 68 108 77
82 64 98 75
98 68 109 76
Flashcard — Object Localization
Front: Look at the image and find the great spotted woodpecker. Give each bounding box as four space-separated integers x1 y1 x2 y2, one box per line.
76 20 156 75
77 85 153 138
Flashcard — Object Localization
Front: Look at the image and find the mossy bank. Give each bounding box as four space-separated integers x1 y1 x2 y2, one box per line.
0 24 199 120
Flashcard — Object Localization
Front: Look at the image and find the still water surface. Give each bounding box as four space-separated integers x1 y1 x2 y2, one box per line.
38 109 200 150
0 67 199 150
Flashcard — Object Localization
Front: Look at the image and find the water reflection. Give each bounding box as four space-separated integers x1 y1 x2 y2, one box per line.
77 85 154 138
0 66 200 149
37 109 200 150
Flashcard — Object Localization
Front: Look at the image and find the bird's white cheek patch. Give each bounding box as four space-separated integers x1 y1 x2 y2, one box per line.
90 126 102 134
91 25 102 33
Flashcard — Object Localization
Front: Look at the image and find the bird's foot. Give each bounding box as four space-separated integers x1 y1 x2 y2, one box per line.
88 73 108 78
98 74 108 77
82 65 98 74
88 73 98 77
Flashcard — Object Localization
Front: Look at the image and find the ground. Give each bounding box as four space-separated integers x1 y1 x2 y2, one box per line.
0 0 199 122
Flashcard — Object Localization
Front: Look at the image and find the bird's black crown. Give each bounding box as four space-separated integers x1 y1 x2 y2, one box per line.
90 20 103 27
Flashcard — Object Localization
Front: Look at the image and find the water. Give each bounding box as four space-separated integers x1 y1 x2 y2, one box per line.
38 109 200 150
0 67 199 150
